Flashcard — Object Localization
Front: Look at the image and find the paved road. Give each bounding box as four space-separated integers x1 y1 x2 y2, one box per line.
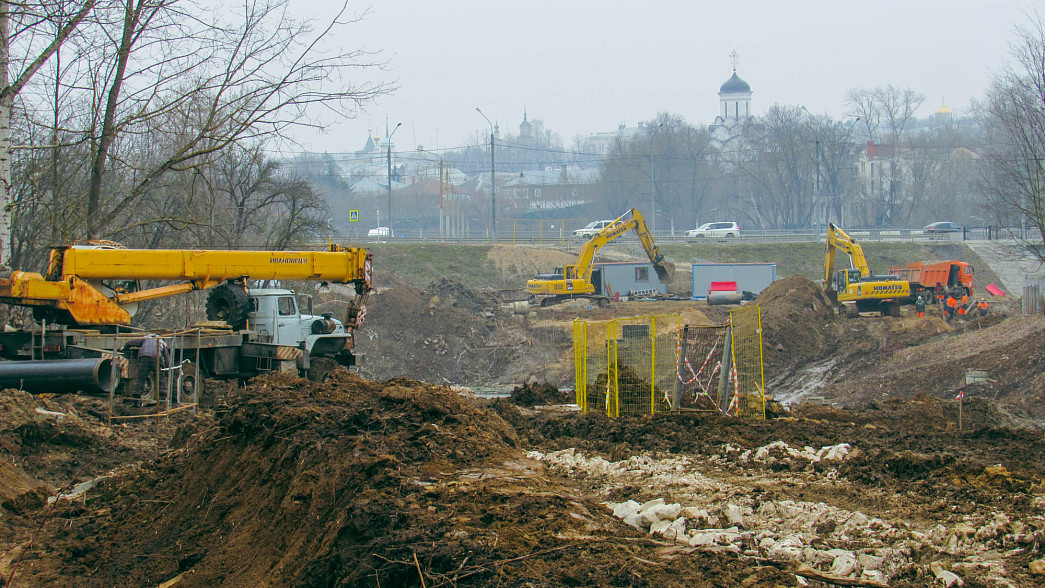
966 240 1044 295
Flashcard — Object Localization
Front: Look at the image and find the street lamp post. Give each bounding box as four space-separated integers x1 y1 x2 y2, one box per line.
476 108 496 242
386 122 402 232
648 123 665 232
836 116 861 226
418 147 448 239
801 107 822 229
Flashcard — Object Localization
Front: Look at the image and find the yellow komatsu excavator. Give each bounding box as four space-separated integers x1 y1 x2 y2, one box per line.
824 223 912 317
527 208 671 307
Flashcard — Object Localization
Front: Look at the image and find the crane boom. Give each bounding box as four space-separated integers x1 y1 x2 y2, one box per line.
0 243 372 326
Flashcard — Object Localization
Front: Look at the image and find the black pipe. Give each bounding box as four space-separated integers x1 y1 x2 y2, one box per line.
0 358 116 394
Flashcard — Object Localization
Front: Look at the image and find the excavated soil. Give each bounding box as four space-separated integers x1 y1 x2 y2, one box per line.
2 251 1045 587
2 373 1044 586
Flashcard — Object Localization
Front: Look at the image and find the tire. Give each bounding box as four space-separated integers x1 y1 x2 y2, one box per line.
206 283 251 330
596 297 610 308
176 361 203 404
307 356 339 382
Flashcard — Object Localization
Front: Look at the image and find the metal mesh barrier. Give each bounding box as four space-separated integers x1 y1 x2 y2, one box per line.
574 314 681 417
728 305 766 419
1024 280 1045 317
673 325 728 411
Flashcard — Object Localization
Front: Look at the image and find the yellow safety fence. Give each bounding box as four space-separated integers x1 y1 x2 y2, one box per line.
727 305 767 419
574 314 681 417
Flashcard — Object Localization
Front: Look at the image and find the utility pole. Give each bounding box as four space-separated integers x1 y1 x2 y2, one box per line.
815 137 822 226
801 107 822 230
476 108 496 242
386 121 402 232
648 123 665 232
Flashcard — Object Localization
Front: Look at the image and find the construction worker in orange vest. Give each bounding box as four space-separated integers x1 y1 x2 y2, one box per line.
958 293 969 319
935 283 945 308
977 298 989 316
915 295 926 318
945 295 957 322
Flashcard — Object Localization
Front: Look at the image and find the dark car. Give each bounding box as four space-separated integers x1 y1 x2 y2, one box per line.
923 221 963 234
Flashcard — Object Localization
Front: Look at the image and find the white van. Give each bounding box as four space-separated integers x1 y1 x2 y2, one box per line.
367 227 394 241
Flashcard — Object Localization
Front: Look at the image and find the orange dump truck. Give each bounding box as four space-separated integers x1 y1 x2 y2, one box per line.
888 261 974 296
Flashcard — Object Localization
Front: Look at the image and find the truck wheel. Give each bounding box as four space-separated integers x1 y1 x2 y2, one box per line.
206 283 250 330
177 361 204 404
307 357 339 382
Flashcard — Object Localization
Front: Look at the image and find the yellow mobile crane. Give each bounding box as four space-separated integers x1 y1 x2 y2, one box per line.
0 243 373 391
0 243 371 326
527 208 671 307
825 223 912 317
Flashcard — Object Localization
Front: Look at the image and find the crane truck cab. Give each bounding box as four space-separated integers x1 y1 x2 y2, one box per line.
246 288 357 366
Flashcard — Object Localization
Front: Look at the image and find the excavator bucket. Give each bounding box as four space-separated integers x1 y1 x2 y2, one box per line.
654 261 674 283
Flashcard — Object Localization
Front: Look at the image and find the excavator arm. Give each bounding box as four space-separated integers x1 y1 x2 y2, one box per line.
574 208 669 283
824 223 871 290
526 208 671 302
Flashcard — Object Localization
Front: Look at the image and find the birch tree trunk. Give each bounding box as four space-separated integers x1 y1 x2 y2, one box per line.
0 0 12 267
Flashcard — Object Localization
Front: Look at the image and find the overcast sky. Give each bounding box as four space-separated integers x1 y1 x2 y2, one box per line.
289 0 1045 155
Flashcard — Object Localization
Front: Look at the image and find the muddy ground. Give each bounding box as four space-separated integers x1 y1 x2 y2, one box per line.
1 247 1044 586
1 374 1044 586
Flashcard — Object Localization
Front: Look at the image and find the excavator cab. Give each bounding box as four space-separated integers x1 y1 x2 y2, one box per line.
835 268 861 292
533 266 567 281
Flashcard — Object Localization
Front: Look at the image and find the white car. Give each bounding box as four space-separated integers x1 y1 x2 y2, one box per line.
367 226 394 241
686 221 740 240
572 219 616 239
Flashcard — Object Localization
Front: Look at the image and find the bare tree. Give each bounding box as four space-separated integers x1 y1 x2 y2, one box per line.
845 87 881 143
0 0 97 265
981 15 1045 259
8 0 388 258
844 85 927 226
739 105 816 228
598 113 717 228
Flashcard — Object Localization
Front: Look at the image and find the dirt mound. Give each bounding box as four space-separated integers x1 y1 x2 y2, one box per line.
28 373 520 585
755 275 839 370
0 390 121 501
357 278 546 385
20 373 802 587
509 382 571 406
421 277 500 315
819 316 1045 422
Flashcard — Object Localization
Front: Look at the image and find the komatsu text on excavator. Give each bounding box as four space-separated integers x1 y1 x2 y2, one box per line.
527 208 671 307
824 223 913 317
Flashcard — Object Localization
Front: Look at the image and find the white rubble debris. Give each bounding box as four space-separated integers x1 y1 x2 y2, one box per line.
529 445 1036 586
931 561 965 586
728 441 854 465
